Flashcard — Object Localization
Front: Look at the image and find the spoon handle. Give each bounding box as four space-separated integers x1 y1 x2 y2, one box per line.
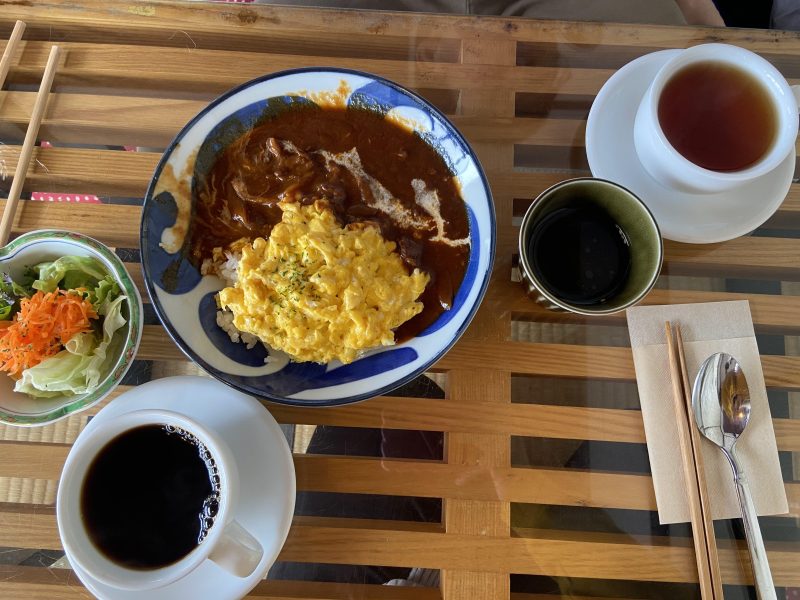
726 450 776 600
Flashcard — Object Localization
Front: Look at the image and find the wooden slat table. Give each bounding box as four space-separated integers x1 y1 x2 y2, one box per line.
1 2 799 598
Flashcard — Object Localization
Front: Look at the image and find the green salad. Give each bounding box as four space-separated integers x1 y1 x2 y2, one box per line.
0 256 128 398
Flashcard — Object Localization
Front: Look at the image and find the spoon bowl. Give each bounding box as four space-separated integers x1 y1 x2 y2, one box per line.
692 352 751 454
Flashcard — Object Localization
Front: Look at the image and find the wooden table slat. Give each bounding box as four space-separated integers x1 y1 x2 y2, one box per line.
4 388 799 452
8 446 799 521
5 40 620 96
5 1 800 52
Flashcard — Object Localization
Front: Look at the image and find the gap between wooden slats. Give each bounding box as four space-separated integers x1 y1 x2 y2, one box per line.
0 566 652 600
3 40 614 96
0 567 654 600
516 41 800 79
4 2 800 54
0 511 798 585
503 286 800 335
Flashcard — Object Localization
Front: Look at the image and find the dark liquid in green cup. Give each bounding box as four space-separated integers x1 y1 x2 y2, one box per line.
528 203 632 306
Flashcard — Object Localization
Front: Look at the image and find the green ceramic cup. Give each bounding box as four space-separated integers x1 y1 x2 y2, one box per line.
518 178 663 315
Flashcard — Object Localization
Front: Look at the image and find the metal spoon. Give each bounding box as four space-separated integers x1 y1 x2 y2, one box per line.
692 353 776 600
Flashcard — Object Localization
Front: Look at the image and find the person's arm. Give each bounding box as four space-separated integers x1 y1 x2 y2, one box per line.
675 0 726 25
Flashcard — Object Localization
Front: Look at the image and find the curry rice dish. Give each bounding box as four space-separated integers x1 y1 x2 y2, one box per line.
193 105 471 364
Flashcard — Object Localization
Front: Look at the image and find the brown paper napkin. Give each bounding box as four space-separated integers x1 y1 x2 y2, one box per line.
627 300 788 524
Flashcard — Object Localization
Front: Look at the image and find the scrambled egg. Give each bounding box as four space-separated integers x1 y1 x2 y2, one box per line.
217 201 429 364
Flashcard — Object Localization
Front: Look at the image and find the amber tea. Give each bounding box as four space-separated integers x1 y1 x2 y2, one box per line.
657 61 777 172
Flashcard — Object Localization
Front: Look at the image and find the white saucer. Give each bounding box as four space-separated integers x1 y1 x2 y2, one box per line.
586 50 795 244
63 376 296 600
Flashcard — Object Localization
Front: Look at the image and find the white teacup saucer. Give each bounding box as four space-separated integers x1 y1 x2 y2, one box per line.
586 49 795 244
64 376 296 600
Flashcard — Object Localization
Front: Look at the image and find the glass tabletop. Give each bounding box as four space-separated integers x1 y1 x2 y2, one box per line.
0 2 797 599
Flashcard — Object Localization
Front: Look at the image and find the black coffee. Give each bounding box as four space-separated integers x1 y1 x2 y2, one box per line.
528 203 631 305
80 424 221 570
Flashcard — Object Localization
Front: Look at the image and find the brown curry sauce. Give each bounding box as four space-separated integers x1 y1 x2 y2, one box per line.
189 105 470 342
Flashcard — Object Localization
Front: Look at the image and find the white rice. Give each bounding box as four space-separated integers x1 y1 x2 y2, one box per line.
217 252 240 287
209 249 270 363
216 309 270 363
203 249 241 286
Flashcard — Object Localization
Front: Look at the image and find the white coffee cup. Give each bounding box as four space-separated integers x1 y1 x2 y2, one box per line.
634 43 800 194
57 409 263 591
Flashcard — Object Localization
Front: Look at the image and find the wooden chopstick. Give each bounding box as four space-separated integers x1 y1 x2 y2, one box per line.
0 20 25 90
0 44 60 246
665 321 720 599
675 325 723 597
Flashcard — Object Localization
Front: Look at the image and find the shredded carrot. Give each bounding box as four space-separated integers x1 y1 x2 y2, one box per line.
0 290 98 379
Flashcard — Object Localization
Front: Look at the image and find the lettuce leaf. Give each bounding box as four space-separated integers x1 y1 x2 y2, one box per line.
32 256 108 294
12 336 95 398
92 276 120 311
14 295 128 398
30 255 122 314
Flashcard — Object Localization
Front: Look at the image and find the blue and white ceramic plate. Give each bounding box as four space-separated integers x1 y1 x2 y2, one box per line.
141 68 495 406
